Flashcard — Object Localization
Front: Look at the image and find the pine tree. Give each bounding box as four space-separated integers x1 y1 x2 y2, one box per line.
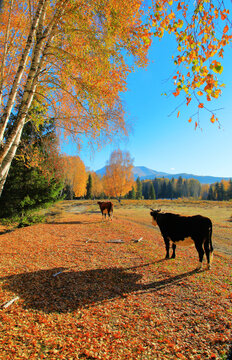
136 177 142 199
86 173 93 199
128 186 136 199
0 119 64 219
149 182 156 200
207 185 215 200
176 176 183 198
218 182 225 201
160 181 167 198
227 180 232 200
166 181 173 199
142 181 149 200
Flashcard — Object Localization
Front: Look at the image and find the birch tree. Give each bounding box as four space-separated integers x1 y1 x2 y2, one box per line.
0 0 151 195
103 149 134 200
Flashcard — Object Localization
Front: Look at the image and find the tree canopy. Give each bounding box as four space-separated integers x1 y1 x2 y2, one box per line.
103 149 134 199
0 0 151 194
150 0 232 125
0 0 231 195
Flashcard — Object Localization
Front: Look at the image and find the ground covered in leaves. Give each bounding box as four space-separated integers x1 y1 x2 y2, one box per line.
0 200 231 359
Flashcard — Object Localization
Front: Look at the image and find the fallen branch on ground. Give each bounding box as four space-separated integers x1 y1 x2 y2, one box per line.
1 296 19 309
132 237 143 243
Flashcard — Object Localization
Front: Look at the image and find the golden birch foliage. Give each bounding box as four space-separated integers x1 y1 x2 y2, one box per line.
0 0 151 145
0 0 151 194
63 155 87 197
91 172 104 198
221 179 229 191
103 149 134 198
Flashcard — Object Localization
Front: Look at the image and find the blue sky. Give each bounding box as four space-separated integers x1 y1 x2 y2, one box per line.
62 30 232 178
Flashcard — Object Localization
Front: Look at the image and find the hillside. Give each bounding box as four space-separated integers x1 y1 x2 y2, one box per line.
96 166 231 185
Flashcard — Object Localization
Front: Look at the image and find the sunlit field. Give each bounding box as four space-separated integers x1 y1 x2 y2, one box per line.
0 199 231 359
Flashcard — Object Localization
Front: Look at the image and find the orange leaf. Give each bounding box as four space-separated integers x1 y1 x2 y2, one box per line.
223 25 229 33
210 115 215 123
221 12 227 20
173 88 180 97
198 103 204 108
188 118 192 123
186 97 191 106
177 111 180 118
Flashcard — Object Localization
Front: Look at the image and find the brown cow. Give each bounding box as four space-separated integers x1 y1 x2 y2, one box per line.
97 201 113 221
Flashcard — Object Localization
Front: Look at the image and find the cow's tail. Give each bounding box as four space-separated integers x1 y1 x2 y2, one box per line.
209 222 213 264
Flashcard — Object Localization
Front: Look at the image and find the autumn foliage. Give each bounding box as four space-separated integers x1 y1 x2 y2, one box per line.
103 149 134 199
0 0 151 194
150 0 232 123
63 155 87 198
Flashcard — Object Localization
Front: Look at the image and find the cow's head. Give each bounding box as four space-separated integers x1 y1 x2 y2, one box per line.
150 209 161 227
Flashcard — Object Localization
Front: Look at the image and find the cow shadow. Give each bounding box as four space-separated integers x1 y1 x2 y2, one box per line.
0 266 202 314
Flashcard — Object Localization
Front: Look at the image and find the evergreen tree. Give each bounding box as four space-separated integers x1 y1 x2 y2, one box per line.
0 157 63 218
153 179 159 198
176 176 183 198
0 120 64 219
142 181 149 199
86 173 93 199
227 179 232 200
207 185 215 200
166 181 173 199
160 180 167 198
128 186 136 199
214 182 220 200
149 182 156 200
183 180 189 197
136 177 143 199
218 182 225 201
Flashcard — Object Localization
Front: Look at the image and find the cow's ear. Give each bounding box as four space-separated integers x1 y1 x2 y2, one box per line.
157 209 161 212
150 208 154 211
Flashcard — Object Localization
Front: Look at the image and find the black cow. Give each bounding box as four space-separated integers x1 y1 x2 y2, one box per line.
150 209 213 270
97 201 113 221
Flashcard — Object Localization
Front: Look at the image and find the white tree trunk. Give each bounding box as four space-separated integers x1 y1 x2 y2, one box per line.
0 125 24 196
0 0 47 144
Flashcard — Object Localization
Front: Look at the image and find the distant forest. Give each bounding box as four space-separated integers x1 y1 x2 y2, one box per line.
126 177 232 201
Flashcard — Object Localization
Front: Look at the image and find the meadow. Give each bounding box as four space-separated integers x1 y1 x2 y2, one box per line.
0 199 231 359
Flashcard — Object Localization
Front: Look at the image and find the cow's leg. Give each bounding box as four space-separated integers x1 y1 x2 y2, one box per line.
204 239 211 269
171 243 176 259
164 238 170 259
195 242 204 270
